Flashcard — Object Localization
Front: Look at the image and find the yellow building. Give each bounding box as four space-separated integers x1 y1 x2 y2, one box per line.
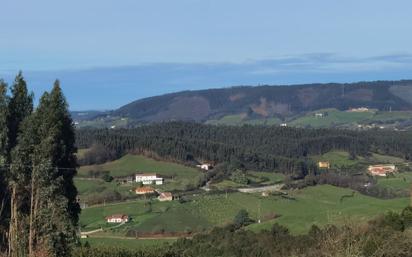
318 161 330 169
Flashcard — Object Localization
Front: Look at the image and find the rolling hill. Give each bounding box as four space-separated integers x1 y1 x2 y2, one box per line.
73 80 412 128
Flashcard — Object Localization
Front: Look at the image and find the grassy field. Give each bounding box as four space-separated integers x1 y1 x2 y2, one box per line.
80 237 175 249
207 114 281 126
289 109 375 128
369 153 406 164
211 171 284 190
289 108 412 128
376 172 412 191
311 150 407 171
205 109 412 128
311 151 362 168
367 111 412 122
78 154 203 191
80 185 409 236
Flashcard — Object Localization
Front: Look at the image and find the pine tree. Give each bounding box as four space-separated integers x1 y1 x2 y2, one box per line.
7 72 34 257
0 80 9 251
7 72 33 153
28 81 79 257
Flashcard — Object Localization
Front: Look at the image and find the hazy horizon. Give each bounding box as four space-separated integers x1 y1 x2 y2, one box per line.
2 0 412 110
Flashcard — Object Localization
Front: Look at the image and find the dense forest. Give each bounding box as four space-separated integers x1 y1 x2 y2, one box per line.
0 73 79 257
76 122 412 177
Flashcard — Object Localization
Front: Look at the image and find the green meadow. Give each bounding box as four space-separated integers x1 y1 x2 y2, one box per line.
80 185 409 236
78 154 203 191
289 108 375 128
80 237 175 249
376 172 412 191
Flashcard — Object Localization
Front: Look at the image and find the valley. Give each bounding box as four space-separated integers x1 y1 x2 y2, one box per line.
75 146 412 248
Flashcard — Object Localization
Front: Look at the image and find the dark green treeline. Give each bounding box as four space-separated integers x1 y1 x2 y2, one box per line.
76 122 412 176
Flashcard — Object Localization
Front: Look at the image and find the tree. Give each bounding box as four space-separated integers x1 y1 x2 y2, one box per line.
230 170 249 185
0 80 8 251
6 72 33 153
7 72 34 257
28 81 80 257
234 209 253 227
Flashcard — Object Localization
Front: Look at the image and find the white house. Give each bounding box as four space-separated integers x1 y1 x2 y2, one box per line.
368 164 396 177
197 163 213 171
158 192 173 202
106 214 129 223
135 173 163 185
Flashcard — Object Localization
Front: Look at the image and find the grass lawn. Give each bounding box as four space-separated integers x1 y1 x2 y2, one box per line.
367 111 412 122
376 172 412 191
246 185 409 234
311 150 407 170
289 108 374 128
247 171 284 184
368 153 406 164
74 178 136 201
211 180 244 190
80 199 175 231
211 171 284 190
80 237 175 249
78 154 202 191
311 151 361 168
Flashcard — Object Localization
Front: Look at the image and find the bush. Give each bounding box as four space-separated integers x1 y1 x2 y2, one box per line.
101 173 114 182
234 209 253 227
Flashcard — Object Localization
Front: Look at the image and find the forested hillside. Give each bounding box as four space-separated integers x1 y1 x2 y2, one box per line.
76 122 412 177
111 80 412 123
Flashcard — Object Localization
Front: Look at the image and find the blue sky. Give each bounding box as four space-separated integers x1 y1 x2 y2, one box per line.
1 0 412 110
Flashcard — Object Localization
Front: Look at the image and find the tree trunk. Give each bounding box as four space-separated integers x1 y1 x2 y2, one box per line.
8 185 17 257
28 174 36 257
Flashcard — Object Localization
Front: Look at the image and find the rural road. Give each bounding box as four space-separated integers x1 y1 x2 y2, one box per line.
81 228 103 236
81 221 126 236
238 184 284 193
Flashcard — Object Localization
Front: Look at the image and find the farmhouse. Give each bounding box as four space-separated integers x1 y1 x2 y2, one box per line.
318 161 330 169
135 173 163 185
106 214 129 223
197 163 213 171
348 107 369 112
368 164 396 176
135 186 156 195
117 176 134 184
158 192 173 201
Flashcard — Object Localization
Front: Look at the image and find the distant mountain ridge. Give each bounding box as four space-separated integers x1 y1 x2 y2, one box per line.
111 80 412 123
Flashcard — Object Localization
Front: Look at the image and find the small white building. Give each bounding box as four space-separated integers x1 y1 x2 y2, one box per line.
106 214 129 223
135 173 163 185
197 163 213 171
158 192 173 202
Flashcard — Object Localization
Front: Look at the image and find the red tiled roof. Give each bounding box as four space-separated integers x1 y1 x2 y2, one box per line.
159 192 173 198
135 186 155 193
106 214 128 220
